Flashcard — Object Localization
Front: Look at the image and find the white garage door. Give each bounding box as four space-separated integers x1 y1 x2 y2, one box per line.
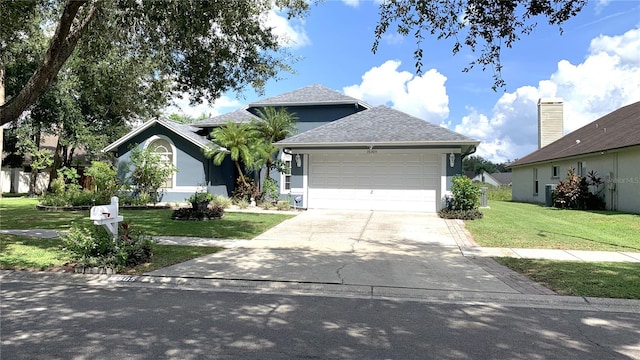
308 151 440 212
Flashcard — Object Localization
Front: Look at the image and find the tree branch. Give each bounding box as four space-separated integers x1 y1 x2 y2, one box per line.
0 0 99 126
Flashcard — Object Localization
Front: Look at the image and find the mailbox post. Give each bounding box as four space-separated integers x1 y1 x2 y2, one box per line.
90 196 124 239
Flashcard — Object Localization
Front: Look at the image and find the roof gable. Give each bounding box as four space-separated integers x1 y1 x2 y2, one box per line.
511 101 640 167
250 84 369 107
103 119 209 152
276 105 478 146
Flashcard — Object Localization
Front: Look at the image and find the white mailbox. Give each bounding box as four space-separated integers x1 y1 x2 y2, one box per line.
90 197 124 238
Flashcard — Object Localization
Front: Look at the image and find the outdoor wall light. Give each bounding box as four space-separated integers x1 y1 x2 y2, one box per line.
295 154 301 167
449 153 455 168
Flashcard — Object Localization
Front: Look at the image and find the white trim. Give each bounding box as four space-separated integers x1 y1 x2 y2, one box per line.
144 135 177 189
280 152 292 194
275 141 479 148
297 148 460 155
440 153 448 211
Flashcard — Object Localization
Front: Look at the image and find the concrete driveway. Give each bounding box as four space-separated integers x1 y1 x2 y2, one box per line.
148 210 520 294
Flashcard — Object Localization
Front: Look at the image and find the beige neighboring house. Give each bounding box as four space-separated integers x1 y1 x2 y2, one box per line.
511 100 640 214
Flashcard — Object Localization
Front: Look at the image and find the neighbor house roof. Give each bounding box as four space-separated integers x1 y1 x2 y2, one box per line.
275 105 479 148
250 84 370 108
103 118 209 152
511 101 640 167
490 172 513 186
193 107 260 127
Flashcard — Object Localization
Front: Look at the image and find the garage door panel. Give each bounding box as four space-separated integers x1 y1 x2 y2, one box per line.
308 152 440 212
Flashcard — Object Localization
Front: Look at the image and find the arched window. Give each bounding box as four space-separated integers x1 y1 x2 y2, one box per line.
148 138 174 188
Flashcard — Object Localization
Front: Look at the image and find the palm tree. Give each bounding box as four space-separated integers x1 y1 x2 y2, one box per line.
252 107 298 181
204 121 256 186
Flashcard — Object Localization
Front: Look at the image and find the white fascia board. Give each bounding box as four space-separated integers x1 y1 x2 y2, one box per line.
274 140 480 148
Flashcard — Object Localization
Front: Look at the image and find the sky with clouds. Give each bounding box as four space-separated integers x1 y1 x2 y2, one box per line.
166 0 640 164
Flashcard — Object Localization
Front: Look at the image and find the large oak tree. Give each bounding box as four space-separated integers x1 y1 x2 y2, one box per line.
0 0 309 126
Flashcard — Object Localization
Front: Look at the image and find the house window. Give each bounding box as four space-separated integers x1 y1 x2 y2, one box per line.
552 165 560 178
148 138 174 188
281 153 292 192
533 168 539 196
577 161 586 177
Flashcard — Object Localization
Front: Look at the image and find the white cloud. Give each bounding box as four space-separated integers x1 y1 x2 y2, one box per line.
341 0 360 7
262 10 310 49
344 60 450 124
454 27 640 163
163 94 241 119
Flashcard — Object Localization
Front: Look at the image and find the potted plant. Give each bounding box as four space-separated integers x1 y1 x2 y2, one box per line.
187 191 213 211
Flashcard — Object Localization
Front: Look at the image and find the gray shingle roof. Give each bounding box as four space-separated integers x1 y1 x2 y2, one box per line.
158 119 210 148
490 172 513 186
250 84 368 107
276 105 479 146
511 101 640 167
194 108 259 127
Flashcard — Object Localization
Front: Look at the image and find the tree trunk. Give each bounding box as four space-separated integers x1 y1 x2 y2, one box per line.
0 1 98 126
234 161 247 186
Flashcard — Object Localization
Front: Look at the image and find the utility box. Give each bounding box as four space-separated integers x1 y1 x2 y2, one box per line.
545 184 556 207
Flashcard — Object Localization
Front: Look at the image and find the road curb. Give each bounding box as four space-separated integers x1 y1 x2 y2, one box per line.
3 270 639 313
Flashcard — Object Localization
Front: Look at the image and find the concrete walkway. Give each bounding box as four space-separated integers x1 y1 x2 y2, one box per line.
2 226 638 263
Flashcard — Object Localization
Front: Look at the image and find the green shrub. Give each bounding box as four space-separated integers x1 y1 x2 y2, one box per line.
212 195 233 209
261 178 279 203
235 198 249 209
85 161 120 204
553 168 605 210
186 190 213 208
171 205 224 221
450 175 481 211
60 222 154 270
276 200 291 211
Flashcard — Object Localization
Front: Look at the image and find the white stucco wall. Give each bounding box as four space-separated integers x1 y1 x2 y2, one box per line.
511 145 640 213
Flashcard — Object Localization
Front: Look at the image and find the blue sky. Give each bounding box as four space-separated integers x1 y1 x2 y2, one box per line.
166 0 640 163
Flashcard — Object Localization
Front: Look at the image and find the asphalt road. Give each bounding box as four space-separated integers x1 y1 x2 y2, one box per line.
2 280 639 360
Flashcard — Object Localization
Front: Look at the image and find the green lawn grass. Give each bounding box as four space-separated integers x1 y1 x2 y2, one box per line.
465 200 640 251
1 197 293 239
0 234 72 270
495 258 640 299
0 234 223 275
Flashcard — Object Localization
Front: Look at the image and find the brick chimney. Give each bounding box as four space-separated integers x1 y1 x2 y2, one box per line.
538 98 563 149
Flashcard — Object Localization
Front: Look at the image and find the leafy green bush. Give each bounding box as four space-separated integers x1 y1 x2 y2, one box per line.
85 161 120 204
439 175 482 220
450 175 481 211
60 222 155 270
187 190 214 207
261 178 279 203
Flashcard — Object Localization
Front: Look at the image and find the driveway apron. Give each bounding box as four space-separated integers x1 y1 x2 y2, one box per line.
148 210 519 294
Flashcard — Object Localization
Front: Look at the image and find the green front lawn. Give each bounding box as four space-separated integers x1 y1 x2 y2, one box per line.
0 234 222 275
1 198 293 239
465 200 640 251
495 258 640 299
